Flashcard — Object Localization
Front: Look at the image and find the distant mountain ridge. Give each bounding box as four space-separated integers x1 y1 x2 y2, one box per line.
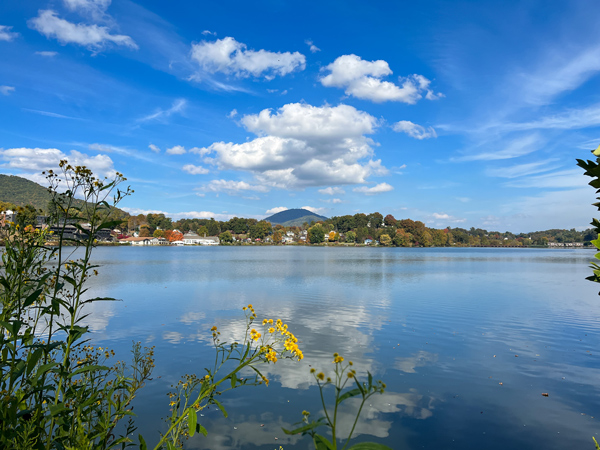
0 174 129 220
265 208 328 226
0 175 53 211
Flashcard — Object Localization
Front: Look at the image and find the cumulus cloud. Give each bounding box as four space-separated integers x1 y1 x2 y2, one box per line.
353 182 393 195
0 86 15 96
29 10 137 51
432 212 466 223
392 120 437 139
197 103 387 189
122 207 232 221
0 147 115 181
148 144 160 153
319 186 345 195
166 145 186 155
320 54 442 103
197 179 270 195
0 25 19 42
190 36 305 79
265 206 288 215
35 50 58 57
302 205 327 214
182 164 209 175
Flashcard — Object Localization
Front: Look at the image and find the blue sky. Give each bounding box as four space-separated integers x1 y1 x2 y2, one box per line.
1 0 599 232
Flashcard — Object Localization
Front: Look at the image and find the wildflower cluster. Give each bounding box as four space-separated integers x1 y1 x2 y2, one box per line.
158 305 303 450
284 352 389 450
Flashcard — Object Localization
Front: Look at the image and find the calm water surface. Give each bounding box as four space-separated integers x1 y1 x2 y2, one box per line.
82 246 600 449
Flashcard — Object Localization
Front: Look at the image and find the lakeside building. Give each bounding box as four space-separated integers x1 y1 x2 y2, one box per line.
182 231 220 245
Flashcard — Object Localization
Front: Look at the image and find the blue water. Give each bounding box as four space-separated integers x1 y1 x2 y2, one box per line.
82 246 600 449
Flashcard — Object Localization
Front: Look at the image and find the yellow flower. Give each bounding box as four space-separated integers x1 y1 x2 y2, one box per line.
211 326 217 331
268 327 275 333
347 372 354 378
333 355 344 364
310 368 316 373
317 372 325 381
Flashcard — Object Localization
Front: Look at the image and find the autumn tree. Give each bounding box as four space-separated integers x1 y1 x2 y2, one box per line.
393 229 413 247
153 229 165 238
383 214 397 227
379 234 391 246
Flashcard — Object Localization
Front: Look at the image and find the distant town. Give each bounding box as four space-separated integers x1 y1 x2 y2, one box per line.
0 207 593 248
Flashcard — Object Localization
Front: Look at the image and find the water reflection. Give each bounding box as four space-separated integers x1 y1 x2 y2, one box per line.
79 247 600 450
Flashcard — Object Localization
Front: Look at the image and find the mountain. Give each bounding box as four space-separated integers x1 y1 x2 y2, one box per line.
0 174 129 220
0 175 53 211
265 208 328 225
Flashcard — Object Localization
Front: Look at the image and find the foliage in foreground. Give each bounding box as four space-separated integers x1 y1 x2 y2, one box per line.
283 354 390 450
0 162 389 450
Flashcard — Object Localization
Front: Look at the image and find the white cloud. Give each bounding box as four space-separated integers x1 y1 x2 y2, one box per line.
0 86 15 96
320 54 442 103
392 121 437 139
199 103 386 189
305 39 320 53
457 133 542 161
0 147 115 178
121 207 232 221
198 179 270 195
29 10 137 51
182 164 209 175
352 182 393 195
148 144 160 153
503 168 587 188
431 212 466 223
138 98 186 122
265 206 288 215
0 25 19 42
190 36 305 79
63 0 111 20
34 50 58 57
201 30 216 36
516 44 600 106
227 109 238 118
485 160 561 178
302 205 327 215
319 186 346 195
189 146 212 156
166 145 186 155
332 198 342 204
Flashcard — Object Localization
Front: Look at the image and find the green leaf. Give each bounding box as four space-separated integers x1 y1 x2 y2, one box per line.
197 424 208 437
23 288 43 308
367 372 373 389
314 434 334 450
67 364 109 378
231 372 237 389
337 388 361 404
188 409 197 437
26 348 43 376
282 419 325 435
347 443 394 450
166 442 176 450
213 398 228 418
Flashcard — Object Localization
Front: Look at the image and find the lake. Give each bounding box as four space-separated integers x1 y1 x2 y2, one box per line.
81 246 600 449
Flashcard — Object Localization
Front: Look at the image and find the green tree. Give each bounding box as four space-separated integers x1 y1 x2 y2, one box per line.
219 230 233 243
308 224 325 244
345 230 356 243
197 225 209 236
153 229 165 238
